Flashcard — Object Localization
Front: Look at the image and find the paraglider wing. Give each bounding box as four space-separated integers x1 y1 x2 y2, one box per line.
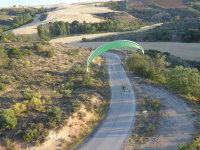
87 40 144 71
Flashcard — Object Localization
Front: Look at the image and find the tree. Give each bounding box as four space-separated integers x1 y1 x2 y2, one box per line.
58 21 67 36
0 109 17 129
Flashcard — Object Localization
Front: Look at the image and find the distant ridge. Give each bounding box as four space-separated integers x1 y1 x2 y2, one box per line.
126 0 184 9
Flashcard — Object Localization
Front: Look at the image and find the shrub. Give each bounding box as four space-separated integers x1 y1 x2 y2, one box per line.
149 99 160 111
11 102 27 116
126 53 168 84
2 138 15 150
0 75 15 84
0 109 17 129
8 47 22 59
21 89 41 100
82 72 92 86
165 66 200 100
21 88 34 100
178 137 200 150
46 107 62 123
45 50 54 58
22 123 49 144
0 45 8 66
181 29 200 42
0 82 6 91
82 37 87 42
23 129 34 142
29 97 43 110
8 47 32 59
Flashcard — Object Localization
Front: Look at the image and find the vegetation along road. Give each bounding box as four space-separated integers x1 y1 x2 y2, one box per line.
78 52 136 150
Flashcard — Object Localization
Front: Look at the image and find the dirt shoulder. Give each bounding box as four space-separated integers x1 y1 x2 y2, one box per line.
123 74 195 150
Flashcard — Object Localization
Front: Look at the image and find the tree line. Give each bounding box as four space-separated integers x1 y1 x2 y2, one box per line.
37 20 126 40
12 7 47 28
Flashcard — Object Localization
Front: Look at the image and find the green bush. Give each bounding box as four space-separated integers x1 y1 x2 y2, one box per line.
82 72 92 86
11 102 27 116
178 137 200 150
8 47 32 59
126 53 168 83
46 107 62 123
23 129 35 142
22 123 49 144
21 88 35 100
0 109 17 129
0 45 8 66
0 82 6 91
165 66 200 100
144 29 172 42
45 50 54 58
8 47 22 58
181 29 200 42
82 37 87 42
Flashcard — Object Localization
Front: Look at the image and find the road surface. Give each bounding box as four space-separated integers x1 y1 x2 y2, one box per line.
78 52 136 150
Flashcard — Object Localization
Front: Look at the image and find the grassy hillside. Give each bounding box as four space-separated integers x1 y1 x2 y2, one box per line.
0 7 47 31
0 34 110 149
104 0 199 22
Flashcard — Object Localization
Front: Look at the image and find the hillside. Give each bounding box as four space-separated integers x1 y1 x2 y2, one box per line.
0 34 110 149
126 0 184 9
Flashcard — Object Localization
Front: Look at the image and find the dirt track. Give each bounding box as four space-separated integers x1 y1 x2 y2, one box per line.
135 83 194 150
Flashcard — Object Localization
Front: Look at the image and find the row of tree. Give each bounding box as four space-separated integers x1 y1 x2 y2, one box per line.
37 20 126 40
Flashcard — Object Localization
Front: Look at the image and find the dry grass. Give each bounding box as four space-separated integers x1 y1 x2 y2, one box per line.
9 2 115 37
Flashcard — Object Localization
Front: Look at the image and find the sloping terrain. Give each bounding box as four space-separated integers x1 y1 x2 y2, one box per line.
126 0 184 9
7 2 115 37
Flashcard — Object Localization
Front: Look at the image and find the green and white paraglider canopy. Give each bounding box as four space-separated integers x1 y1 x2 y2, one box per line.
87 40 144 72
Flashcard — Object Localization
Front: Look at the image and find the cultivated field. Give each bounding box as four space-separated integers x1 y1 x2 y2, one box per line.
8 2 115 37
71 42 200 61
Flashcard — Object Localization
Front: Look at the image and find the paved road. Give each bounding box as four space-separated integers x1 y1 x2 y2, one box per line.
78 52 136 150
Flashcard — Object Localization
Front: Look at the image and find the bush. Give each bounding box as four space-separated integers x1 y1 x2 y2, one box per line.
8 47 32 59
22 123 49 144
11 102 27 116
178 137 200 150
126 53 168 83
0 45 8 66
0 82 6 91
2 138 15 150
23 129 34 142
46 107 62 123
29 97 43 110
82 37 87 42
149 99 160 111
82 72 92 86
165 66 200 100
144 29 172 42
181 29 200 42
45 50 54 58
0 109 17 129
21 88 35 100
8 47 22 59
